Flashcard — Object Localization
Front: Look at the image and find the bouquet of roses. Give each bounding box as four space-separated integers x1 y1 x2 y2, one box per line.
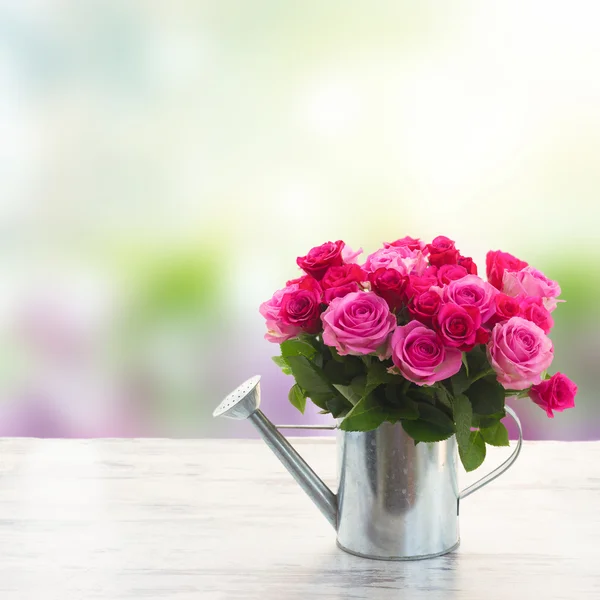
260 236 577 471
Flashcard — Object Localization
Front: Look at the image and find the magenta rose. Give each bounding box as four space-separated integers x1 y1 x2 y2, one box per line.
390 321 462 386
279 278 322 335
457 255 478 275
529 373 577 418
408 290 442 326
486 249 528 290
321 291 396 357
502 267 562 312
519 296 554 334
488 293 522 327
297 240 345 279
434 303 482 351
404 272 438 301
487 316 554 390
321 264 366 302
427 236 459 267
368 268 407 310
321 264 367 289
384 236 426 252
437 264 468 286
442 274 498 323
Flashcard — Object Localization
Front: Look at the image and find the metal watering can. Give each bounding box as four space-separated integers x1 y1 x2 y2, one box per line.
213 375 522 560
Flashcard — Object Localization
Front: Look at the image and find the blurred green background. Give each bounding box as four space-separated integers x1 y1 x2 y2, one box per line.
0 1 597 439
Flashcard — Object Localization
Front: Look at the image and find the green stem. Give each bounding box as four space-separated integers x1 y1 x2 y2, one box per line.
468 367 495 386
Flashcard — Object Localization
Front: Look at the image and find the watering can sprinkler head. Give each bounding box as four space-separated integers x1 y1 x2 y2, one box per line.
213 376 338 529
212 375 261 420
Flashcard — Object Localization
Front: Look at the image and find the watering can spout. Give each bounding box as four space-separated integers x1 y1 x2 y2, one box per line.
212 376 338 529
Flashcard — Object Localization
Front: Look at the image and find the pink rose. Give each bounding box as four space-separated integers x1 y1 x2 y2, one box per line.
260 287 296 343
427 236 459 267
368 268 407 310
297 240 345 279
408 290 442 326
519 296 554 334
529 373 577 418
384 236 427 252
502 267 562 312
486 249 528 290
442 274 498 323
260 277 322 343
390 321 462 386
488 293 522 327
321 291 396 357
437 264 468 286
457 255 478 275
434 303 482 351
487 316 554 390
363 247 427 276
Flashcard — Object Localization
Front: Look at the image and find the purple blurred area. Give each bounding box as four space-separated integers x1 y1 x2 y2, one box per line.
0 2 598 441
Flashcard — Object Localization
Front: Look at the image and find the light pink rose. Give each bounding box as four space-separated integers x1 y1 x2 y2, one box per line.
321 291 396 357
260 285 299 343
502 267 562 312
342 245 363 264
390 321 462 386
442 274 498 323
487 316 554 390
363 247 427 276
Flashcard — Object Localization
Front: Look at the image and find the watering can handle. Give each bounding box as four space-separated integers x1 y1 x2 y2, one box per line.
459 405 523 500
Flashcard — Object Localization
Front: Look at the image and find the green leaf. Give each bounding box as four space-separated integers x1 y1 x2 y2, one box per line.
338 393 388 431
323 359 348 384
288 384 307 414
451 365 470 396
459 430 486 472
383 385 419 420
280 339 317 360
452 393 473 459
272 355 292 375
402 401 455 442
465 377 505 415
401 418 454 443
472 410 506 428
466 345 489 375
417 402 455 430
434 385 453 410
326 396 352 418
363 360 401 395
480 421 510 447
409 385 437 405
285 355 339 409
333 374 365 406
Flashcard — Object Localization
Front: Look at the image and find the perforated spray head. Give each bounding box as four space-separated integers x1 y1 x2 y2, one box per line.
212 375 261 420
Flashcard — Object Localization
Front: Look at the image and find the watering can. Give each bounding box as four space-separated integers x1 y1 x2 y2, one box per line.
213 375 522 560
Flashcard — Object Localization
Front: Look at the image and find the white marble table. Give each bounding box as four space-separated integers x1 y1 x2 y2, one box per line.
0 438 598 599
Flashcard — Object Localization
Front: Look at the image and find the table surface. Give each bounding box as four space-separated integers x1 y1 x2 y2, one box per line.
0 438 598 600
